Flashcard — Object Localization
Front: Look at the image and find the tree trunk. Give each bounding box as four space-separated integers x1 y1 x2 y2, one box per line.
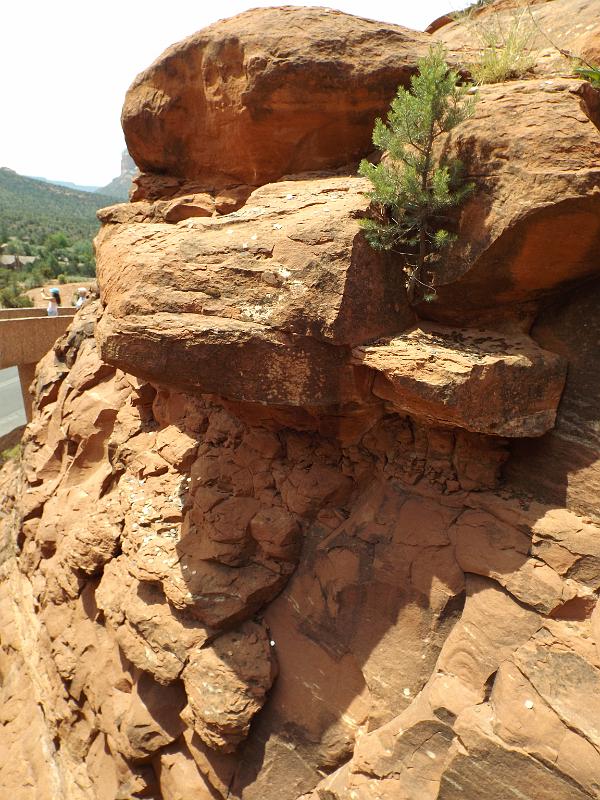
408 224 427 306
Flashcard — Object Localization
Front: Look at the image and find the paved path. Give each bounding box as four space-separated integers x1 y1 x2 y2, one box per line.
0 367 26 437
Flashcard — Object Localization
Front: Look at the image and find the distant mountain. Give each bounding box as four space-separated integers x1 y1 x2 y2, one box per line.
0 168 118 244
96 151 137 201
29 176 100 193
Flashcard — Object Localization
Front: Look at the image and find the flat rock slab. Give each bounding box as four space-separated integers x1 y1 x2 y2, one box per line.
95 176 413 407
353 324 566 437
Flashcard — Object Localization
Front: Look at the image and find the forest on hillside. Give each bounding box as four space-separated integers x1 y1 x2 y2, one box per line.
0 168 117 307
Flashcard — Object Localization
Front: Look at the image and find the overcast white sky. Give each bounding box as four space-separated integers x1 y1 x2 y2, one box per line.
1 1 470 187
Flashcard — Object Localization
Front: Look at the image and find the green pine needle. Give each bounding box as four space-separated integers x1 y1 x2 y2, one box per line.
359 45 476 303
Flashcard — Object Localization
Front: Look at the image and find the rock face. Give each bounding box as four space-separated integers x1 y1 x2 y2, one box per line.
423 78 600 323
1 4 600 800
505 279 600 521
353 324 566 436
122 6 431 193
95 175 412 407
433 0 600 79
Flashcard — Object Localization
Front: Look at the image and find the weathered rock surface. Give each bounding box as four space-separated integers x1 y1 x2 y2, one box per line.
1 5 599 800
95 175 411 406
353 324 566 436
422 78 600 323
182 621 277 752
433 0 600 79
506 279 600 521
122 7 430 191
2 302 598 799
95 168 571 434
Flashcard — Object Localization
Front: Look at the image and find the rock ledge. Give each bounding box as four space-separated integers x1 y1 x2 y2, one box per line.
353 324 567 436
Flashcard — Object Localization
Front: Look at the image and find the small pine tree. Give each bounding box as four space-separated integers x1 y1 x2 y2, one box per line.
574 63 600 88
359 46 476 304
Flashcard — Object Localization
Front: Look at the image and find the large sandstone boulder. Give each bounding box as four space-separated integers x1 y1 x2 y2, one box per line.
423 78 600 323
122 7 430 192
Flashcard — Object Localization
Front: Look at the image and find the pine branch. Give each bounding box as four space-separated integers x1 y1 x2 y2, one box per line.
359 45 477 305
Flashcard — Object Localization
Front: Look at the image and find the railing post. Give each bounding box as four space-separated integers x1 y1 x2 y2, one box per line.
17 363 36 422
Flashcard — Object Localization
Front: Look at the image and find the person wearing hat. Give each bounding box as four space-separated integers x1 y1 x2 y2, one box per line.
41 287 62 316
74 287 89 309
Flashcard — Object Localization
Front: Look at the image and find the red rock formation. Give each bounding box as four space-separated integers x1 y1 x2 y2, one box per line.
423 78 600 323
95 176 412 407
122 7 431 195
353 324 566 436
1 5 599 800
433 0 600 78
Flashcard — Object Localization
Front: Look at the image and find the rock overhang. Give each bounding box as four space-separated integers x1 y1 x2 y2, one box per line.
95 10 600 438
95 170 569 436
353 324 567 437
95 175 412 409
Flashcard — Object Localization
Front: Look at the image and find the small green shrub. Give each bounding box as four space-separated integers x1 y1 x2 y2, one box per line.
451 0 494 22
359 46 476 304
470 9 538 84
0 443 22 466
0 284 33 309
574 64 600 88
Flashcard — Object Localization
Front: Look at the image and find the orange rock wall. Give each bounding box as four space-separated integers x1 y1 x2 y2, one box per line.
1 295 599 799
1 3 600 799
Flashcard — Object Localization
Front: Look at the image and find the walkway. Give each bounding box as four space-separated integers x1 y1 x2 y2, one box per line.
0 367 25 437
0 307 77 422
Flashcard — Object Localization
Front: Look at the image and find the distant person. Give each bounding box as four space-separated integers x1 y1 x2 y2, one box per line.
41 287 61 317
74 287 89 309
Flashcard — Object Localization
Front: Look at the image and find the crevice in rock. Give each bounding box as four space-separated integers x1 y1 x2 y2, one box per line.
482 669 498 703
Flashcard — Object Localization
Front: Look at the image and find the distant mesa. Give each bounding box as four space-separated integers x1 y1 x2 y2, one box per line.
21 149 137 204
96 150 138 201
27 175 100 193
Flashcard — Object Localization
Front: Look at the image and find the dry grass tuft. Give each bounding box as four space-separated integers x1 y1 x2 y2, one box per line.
469 8 538 84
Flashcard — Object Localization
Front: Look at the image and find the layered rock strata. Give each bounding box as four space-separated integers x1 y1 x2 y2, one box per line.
1 4 600 800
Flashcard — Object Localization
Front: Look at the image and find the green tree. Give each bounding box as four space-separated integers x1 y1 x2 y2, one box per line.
44 231 70 251
574 63 600 88
359 47 476 303
3 237 26 256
